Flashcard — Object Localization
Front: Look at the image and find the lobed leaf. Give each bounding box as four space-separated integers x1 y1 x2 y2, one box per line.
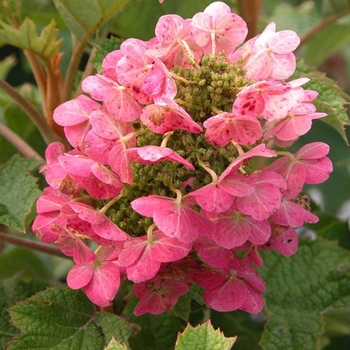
259 239 350 350
292 60 350 144
0 18 62 60
0 155 41 232
8 287 131 350
0 277 47 350
105 338 129 350
175 320 237 350
52 0 133 39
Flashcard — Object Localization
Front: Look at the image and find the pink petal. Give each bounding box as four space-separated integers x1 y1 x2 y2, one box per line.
67 263 94 289
84 262 121 307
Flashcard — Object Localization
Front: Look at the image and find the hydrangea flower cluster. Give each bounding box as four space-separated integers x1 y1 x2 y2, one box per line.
32 2 332 315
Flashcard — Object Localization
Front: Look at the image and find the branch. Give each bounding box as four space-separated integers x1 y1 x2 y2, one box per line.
298 9 350 49
0 231 67 258
237 0 261 39
0 122 44 161
62 35 90 102
0 79 59 144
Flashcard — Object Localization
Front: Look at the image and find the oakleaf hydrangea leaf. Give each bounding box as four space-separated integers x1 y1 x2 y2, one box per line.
52 0 132 39
8 287 131 350
292 59 350 144
105 338 129 350
0 155 41 232
0 18 62 60
0 276 47 350
175 320 237 350
259 239 350 350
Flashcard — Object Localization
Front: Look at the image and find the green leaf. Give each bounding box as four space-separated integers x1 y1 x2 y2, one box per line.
0 18 62 60
105 338 129 350
259 239 350 350
0 276 47 350
304 23 350 66
8 287 131 350
175 320 236 350
0 247 50 281
0 55 17 80
292 60 350 144
52 0 133 39
0 155 41 232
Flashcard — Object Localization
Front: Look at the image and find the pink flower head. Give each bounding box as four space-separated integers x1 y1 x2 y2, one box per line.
191 1 247 56
53 95 100 150
126 145 194 170
140 98 202 134
67 245 122 307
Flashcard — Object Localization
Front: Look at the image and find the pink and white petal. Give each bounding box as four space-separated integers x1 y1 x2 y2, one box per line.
53 95 99 126
105 87 141 122
126 251 161 283
245 218 271 245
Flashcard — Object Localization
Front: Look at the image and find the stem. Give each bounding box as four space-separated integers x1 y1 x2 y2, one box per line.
100 191 125 214
298 9 350 49
75 45 99 97
197 157 218 183
0 231 67 258
0 78 59 144
62 35 90 102
237 0 261 39
0 122 44 161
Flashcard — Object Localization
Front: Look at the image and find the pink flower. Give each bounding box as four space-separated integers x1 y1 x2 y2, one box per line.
204 111 262 146
53 95 99 150
187 144 277 213
82 74 141 122
236 171 287 221
140 98 202 134
131 194 213 243
149 15 201 68
266 142 333 198
126 145 194 170
118 229 192 282
67 245 122 307
190 1 247 56
231 22 299 80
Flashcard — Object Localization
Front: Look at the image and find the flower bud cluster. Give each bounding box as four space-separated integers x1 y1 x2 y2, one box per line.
32 1 332 315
